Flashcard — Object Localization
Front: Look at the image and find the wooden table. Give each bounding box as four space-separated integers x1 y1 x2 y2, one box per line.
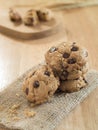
0 1 98 130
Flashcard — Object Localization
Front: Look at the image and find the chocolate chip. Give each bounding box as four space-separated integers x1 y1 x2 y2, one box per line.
44 71 50 76
48 91 52 95
71 46 79 51
62 70 68 76
80 87 84 90
49 47 57 53
63 52 70 58
53 70 58 77
43 12 46 15
83 78 88 84
26 88 29 95
32 71 35 75
33 81 40 88
67 58 76 64
11 18 16 22
55 88 62 93
73 42 76 45
36 10 40 14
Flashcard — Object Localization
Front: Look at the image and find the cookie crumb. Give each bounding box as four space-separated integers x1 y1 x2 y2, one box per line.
16 93 20 97
29 103 36 107
24 109 36 118
11 104 21 110
8 104 21 116
13 117 20 121
8 109 18 115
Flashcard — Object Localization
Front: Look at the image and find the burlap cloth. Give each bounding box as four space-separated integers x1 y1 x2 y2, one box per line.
0 65 98 130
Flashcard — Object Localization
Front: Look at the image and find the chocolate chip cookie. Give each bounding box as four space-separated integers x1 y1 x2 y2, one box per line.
22 65 59 104
45 42 88 80
59 77 87 92
24 9 39 26
37 8 53 21
9 8 22 23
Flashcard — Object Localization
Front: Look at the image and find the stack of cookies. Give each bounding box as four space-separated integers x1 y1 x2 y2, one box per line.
22 42 89 105
45 42 88 93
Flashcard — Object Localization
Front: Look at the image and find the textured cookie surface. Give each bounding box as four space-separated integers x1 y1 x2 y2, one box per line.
9 8 22 23
59 77 87 92
37 8 53 21
22 65 59 104
24 9 39 26
45 42 88 80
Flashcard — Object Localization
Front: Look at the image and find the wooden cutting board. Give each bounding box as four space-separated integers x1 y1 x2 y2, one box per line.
0 8 63 40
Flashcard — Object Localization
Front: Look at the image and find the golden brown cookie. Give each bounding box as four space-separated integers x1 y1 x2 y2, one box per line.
59 77 87 93
37 8 53 21
22 65 59 104
9 8 22 23
45 42 88 80
24 9 39 26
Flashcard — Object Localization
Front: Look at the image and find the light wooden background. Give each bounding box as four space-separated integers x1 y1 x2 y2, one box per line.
0 0 98 130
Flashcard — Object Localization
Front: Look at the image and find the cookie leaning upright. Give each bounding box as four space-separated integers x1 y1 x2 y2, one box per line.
22 65 59 104
45 42 88 80
23 9 39 26
36 8 54 21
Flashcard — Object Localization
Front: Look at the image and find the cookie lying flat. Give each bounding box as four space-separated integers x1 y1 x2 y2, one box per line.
24 9 39 26
59 77 87 93
22 65 59 104
37 8 53 21
45 42 88 80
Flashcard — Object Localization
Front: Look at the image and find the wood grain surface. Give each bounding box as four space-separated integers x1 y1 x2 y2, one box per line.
0 0 98 130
